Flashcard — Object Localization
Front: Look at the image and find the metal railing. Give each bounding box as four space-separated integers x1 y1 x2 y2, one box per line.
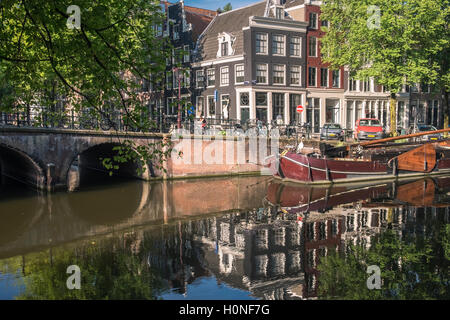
0 111 357 141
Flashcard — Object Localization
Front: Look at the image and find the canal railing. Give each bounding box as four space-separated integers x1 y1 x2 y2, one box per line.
0 111 357 141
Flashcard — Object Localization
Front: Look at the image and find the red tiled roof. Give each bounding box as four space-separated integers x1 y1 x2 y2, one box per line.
185 10 214 42
184 5 218 18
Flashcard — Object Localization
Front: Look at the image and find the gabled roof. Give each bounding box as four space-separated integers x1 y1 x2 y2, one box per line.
159 1 216 43
184 5 218 18
284 0 306 9
195 0 308 62
185 10 215 42
195 1 267 62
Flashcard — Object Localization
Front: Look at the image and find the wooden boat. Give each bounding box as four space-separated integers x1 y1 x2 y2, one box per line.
270 128 450 185
266 176 450 215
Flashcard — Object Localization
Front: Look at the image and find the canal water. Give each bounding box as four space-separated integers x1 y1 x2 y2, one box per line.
0 174 449 300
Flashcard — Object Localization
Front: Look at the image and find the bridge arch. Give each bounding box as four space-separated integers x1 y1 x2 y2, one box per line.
66 142 151 191
0 143 45 189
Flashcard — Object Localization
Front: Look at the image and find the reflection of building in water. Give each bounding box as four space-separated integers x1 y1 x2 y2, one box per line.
143 203 450 300
190 208 305 300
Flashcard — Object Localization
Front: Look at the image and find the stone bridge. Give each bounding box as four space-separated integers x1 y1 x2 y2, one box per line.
0 127 168 191
0 127 275 191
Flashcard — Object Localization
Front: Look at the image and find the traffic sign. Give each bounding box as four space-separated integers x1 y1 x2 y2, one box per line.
296 105 304 113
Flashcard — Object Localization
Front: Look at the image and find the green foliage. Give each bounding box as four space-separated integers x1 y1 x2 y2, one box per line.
223 3 233 12
320 0 449 93
317 227 450 300
18 235 166 300
0 0 176 172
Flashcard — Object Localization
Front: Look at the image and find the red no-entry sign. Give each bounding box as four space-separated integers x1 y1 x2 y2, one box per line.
296 105 304 113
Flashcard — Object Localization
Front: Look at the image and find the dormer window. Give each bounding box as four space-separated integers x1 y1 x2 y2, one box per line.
221 42 229 56
276 7 284 19
217 33 234 58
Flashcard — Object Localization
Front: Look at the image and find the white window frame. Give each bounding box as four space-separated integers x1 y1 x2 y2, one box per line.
309 12 318 29
183 70 190 88
275 6 284 20
272 64 286 86
272 34 286 56
222 41 229 57
196 70 204 88
320 67 328 87
332 69 341 88
183 45 190 63
166 71 173 90
308 67 317 87
255 92 268 108
220 94 230 118
290 36 301 57
255 33 268 55
235 64 245 84
290 65 301 86
349 78 357 91
256 63 268 85
207 95 216 117
173 24 180 40
206 68 215 88
220 66 230 86
309 36 317 57
196 96 205 117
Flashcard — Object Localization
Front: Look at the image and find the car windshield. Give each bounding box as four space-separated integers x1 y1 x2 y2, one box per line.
324 124 341 129
418 125 436 131
359 119 380 126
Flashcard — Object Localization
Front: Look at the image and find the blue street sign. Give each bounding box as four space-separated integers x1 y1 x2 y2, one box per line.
214 90 218 102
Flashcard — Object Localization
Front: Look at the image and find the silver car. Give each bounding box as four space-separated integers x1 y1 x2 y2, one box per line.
414 124 442 141
320 123 344 141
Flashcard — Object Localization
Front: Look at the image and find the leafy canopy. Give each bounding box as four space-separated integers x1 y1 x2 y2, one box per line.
0 0 170 127
320 0 449 93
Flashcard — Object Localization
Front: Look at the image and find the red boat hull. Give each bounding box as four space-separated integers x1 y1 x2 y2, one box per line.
275 151 450 184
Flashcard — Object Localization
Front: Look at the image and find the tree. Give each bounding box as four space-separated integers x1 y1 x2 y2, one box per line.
223 3 233 12
217 3 232 14
317 225 450 300
18 235 167 300
0 0 174 172
320 0 449 135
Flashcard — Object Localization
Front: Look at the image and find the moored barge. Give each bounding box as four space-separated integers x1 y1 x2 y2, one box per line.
270 129 450 185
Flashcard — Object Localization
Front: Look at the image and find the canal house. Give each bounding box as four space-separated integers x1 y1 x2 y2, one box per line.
192 0 308 125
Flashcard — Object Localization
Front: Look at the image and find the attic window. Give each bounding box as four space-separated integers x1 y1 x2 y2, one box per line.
221 42 228 56
217 33 234 58
276 7 284 19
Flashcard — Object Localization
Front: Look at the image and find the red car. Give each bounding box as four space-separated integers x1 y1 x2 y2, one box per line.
355 118 385 141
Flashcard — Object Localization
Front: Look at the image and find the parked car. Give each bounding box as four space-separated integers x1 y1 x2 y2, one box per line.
410 124 442 141
320 123 344 141
355 118 384 141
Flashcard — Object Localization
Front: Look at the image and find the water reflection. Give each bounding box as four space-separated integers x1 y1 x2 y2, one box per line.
0 176 448 300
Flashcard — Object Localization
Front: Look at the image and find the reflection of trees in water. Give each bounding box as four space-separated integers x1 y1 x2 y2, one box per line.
13 205 450 300
18 234 167 300
317 217 450 300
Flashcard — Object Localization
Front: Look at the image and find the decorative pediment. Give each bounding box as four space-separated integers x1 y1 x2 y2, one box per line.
216 32 236 58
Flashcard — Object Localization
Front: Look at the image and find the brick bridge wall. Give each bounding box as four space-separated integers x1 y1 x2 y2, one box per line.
0 127 280 191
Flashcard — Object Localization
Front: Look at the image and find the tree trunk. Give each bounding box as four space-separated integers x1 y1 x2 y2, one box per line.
390 92 397 137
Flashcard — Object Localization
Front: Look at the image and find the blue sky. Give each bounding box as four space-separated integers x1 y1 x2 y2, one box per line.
184 0 260 11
